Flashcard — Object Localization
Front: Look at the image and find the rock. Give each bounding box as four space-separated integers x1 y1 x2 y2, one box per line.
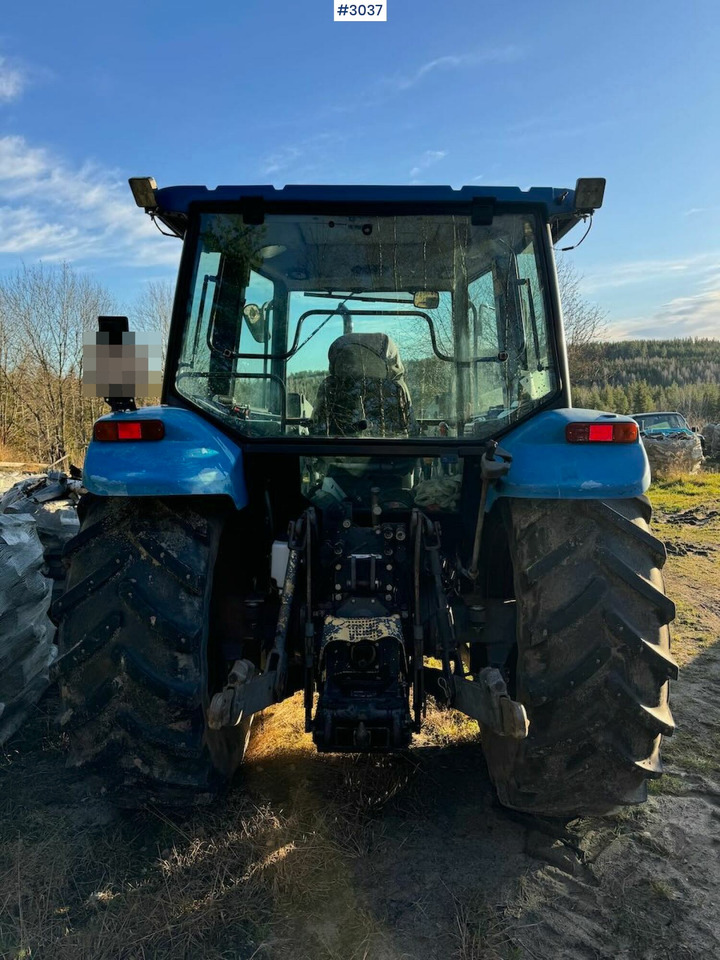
642 433 704 476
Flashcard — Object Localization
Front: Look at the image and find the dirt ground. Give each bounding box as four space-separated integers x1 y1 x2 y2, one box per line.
1 476 719 960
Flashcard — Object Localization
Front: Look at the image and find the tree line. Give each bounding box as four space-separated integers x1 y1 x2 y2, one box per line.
0 263 170 465
0 260 718 465
570 338 720 425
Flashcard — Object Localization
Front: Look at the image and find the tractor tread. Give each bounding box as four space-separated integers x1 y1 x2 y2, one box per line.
607 671 675 735
603 608 679 679
56 611 124 674
58 678 116 730
116 645 200 704
523 527 593 586
596 500 667 561
118 579 198 650
523 644 613 703
52 550 132 617
56 495 251 806
541 576 606 636
610 733 664 778
596 547 676 622
116 711 204 759
483 496 676 816
135 531 204 595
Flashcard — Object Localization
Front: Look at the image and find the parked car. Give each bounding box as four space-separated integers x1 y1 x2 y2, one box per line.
631 411 706 454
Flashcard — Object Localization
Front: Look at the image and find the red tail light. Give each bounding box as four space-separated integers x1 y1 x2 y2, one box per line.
566 421 638 443
94 419 165 442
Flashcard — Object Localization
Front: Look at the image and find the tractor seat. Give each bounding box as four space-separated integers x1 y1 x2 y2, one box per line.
312 333 415 437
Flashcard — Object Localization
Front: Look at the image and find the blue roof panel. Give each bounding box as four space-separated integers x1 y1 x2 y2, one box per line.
153 183 578 218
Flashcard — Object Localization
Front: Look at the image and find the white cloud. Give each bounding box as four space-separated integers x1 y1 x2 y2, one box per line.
390 45 522 92
409 149 447 178
0 57 25 102
581 252 720 294
609 288 720 339
683 206 720 217
261 146 303 176
0 135 180 268
258 132 348 181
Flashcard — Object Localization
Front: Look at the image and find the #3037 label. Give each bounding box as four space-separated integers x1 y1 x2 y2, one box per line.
334 1 387 21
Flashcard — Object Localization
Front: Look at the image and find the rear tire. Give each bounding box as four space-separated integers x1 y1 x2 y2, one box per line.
483 497 677 817
0 514 56 744
55 496 252 806
1 472 81 607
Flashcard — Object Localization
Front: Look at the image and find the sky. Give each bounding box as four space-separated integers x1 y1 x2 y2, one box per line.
0 0 719 340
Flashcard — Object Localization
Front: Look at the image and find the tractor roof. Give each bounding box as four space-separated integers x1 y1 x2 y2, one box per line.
139 182 600 243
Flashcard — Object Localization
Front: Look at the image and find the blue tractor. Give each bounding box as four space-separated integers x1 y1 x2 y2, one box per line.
55 179 676 814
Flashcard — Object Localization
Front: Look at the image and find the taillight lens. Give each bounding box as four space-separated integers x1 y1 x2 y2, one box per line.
565 421 638 443
94 419 165 442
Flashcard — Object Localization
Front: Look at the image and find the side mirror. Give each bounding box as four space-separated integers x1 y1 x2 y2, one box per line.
413 291 439 310
243 302 271 343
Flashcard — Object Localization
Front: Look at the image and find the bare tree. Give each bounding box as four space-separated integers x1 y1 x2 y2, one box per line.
0 263 113 463
133 279 174 366
556 256 608 384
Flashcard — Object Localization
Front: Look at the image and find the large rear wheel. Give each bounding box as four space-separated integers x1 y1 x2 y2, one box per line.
483 497 677 817
55 496 252 806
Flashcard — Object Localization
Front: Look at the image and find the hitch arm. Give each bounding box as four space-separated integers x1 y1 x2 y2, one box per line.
425 665 529 739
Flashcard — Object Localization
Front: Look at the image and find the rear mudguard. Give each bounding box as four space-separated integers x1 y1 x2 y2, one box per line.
82 406 647 511
486 408 650 511
83 407 248 508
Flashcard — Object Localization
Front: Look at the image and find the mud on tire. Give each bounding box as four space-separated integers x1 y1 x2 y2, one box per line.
55 496 252 806
483 496 678 817
0 514 56 744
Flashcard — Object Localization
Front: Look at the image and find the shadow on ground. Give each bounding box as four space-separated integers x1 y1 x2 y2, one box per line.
3 648 719 960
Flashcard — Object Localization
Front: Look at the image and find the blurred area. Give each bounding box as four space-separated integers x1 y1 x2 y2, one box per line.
82 330 162 399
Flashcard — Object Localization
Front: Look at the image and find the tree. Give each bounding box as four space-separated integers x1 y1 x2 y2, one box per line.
556 256 608 385
631 381 654 413
0 262 113 463
133 279 174 368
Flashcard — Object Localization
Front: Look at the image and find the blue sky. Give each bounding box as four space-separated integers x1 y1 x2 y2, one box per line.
1 0 718 339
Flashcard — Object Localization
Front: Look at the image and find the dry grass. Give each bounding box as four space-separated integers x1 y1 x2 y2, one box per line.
0 780 274 958
0 695 424 960
416 702 479 747
452 893 523 960
0 443 27 463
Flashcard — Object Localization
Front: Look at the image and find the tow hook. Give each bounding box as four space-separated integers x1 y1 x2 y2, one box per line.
451 667 529 739
207 659 257 730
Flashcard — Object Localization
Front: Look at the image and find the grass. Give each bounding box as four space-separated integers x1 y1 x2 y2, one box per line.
646 471 720 666
663 727 720 776
649 471 720 513
647 774 688 796
417 702 480 747
0 691 503 960
452 901 523 960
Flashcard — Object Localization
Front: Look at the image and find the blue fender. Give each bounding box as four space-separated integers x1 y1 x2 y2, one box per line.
84 406 646 512
83 407 248 509
486 408 650 510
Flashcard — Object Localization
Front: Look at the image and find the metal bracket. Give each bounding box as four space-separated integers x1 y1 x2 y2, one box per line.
207 659 277 730
425 665 529 738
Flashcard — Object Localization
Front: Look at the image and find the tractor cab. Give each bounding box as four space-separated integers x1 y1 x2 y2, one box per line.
161 194 575 450
146 186 600 525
